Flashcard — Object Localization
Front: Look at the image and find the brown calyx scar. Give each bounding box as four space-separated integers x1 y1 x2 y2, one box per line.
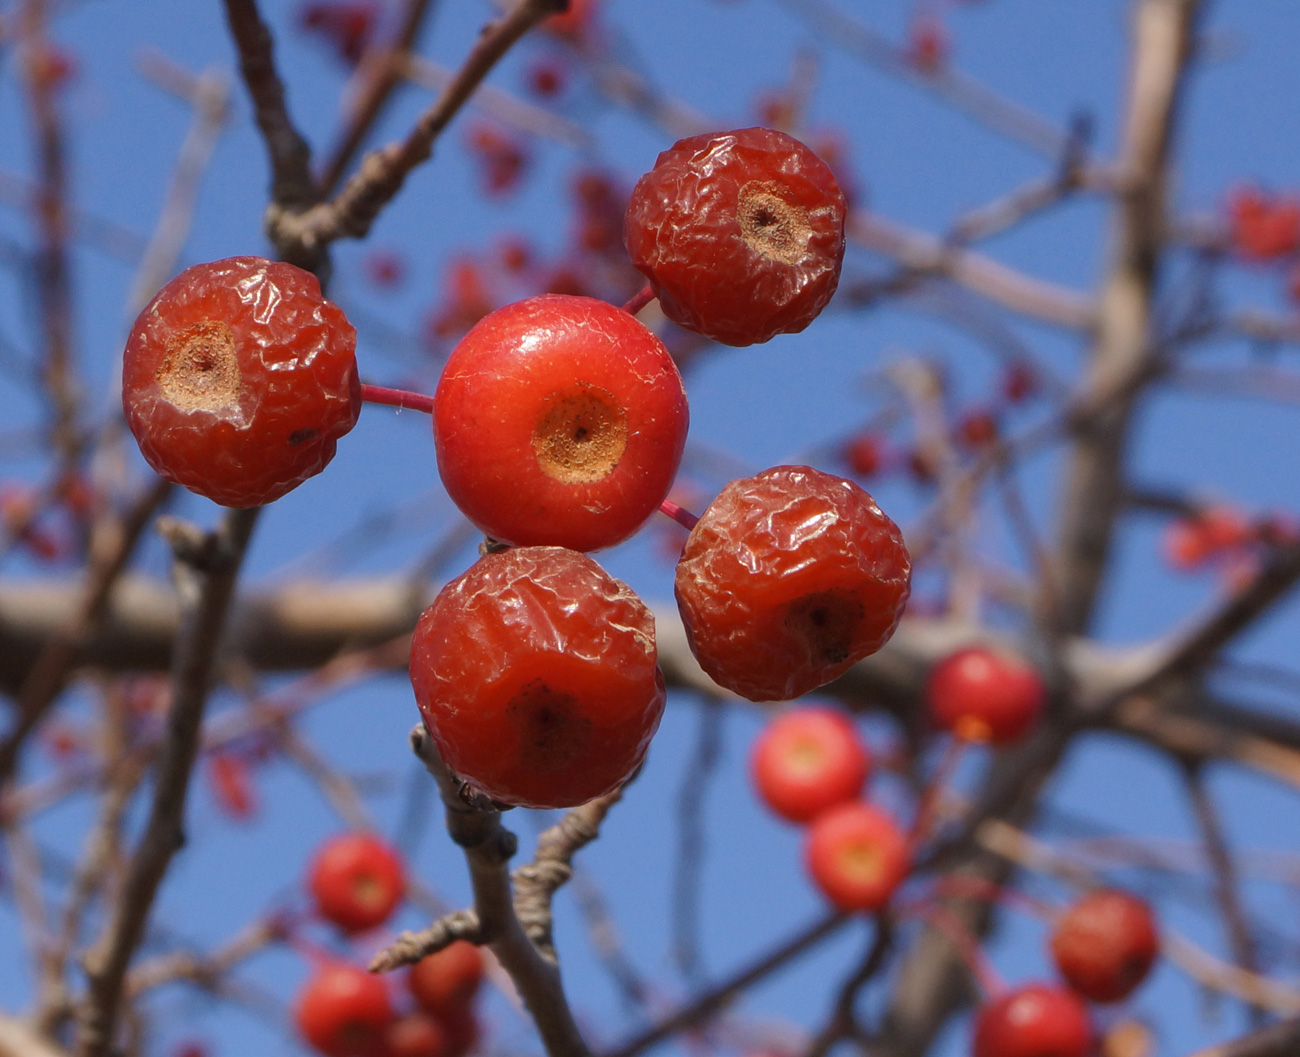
156 319 242 412
534 382 628 484
737 180 809 265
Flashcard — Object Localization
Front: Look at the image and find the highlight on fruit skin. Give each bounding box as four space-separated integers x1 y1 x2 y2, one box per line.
410 545 666 809
674 465 911 702
433 293 689 552
625 126 847 347
121 255 360 508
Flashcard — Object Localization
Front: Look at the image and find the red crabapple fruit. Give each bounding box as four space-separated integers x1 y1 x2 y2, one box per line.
1051 888 1159 1003
407 941 485 1019
384 1013 446 1057
625 127 847 346
926 645 1044 745
804 801 910 912
294 962 394 1057
674 466 911 702
307 832 406 933
750 706 871 824
972 983 1093 1057
410 546 665 808
433 294 689 552
122 256 360 508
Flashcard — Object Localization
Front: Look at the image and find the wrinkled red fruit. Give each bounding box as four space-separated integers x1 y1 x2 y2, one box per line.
926 645 1044 745
972 983 1093 1057
410 546 665 808
804 801 909 912
408 941 485 1019
433 295 689 552
750 706 871 824
294 962 394 1057
674 466 911 702
122 256 360 508
308 832 406 933
1051 889 1159 1003
625 127 847 346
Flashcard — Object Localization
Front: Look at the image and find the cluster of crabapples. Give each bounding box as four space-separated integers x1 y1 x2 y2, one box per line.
121 125 911 813
295 832 486 1057
748 653 1161 1057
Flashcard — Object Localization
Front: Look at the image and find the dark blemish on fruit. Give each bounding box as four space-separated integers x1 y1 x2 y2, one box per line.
289 427 320 446
507 679 592 772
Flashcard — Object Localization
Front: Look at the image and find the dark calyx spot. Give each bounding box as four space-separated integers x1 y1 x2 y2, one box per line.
507 679 592 773
534 382 628 484
786 589 866 666
737 180 809 266
156 319 242 412
288 427 320 446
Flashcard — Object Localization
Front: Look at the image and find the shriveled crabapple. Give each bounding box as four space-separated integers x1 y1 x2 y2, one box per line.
1050 888 1160 1003
433 294 688 552
625 127 847 346
307 832 406 933
294 962 394 1057
674 466 911 702
750 706 871 824
804 800 910 913
971 983 1093 1057
122 256 360 508
410 546 665 808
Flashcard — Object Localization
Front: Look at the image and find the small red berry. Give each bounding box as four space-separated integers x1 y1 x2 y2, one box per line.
972 983 1093 1057
410 546 666 808
206 752 257 821
308 832 406 933
294 963 394 1057
844 432 885 479
545 0 598 41
298 2 379 66
1002 360 1040 404
957 408 999 449
385 1013 447 1057
1227 185 1300 260
750 706 871 824
122 256 360 508
625 127 847 346
804 801 910 912
408 941 485 1019
926 646 1044 745
433 294 689 552
467 123 530 197
674 466 911 702
907 15 949 72
1051 889 1159 1003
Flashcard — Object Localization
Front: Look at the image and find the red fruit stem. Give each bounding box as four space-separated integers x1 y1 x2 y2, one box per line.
659 498 699 531
360 384 436 414
621 284 656 316
900 901 1005 999
916 875 1053 919
909 737 968 848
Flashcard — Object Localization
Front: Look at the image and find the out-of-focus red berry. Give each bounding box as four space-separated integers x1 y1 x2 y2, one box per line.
298 2 379 66
750 706 871 824
427 258 496 342
957 408 999 449
408 941 485 1019
926 646 1045 745
1002 360 1040 404
625 127 847 346
1162 506 1253 571
972 983 1093 1057
498 237 533 274
207 752 257 821
385 1013 447 1057
362 249 407 290
410 547 666 808
438 1008 480 1057
466 124 530 197
526 60 568 98
1051 889 1160 1003
545 0 598 41
121 257 360 508
294 962 394 1057
1227 185 1300 260
907 16 949 73
844 433 885 479
308 832 406 933
804 801 910 912
433 294 688 552
674 466 911 702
